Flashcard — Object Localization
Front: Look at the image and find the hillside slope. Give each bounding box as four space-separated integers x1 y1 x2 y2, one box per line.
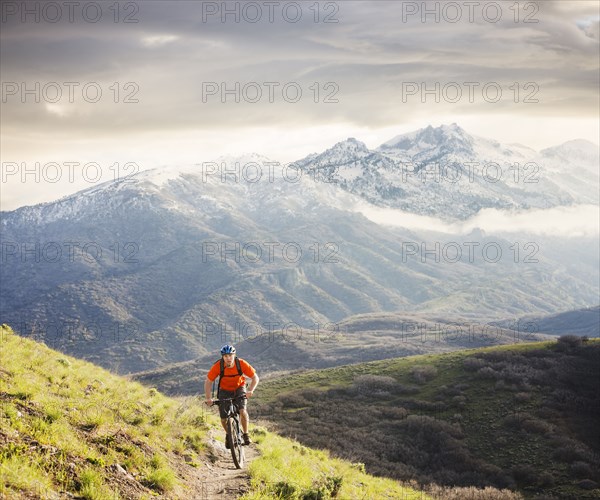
493 306 600 337
131 312 553 396
0 324 429 499
255 338 600 499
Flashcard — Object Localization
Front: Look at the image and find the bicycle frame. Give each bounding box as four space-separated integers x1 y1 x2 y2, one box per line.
212 395 246 469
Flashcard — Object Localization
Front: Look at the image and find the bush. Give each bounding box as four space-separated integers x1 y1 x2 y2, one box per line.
351 462 366 473
520 418 553 435
451 395 467 407
553 445 588 463
272 481 298 498
411 366 438 384
300 388 325 401
557 335 583 350
78 468 107 500
578 479 598 490
393 384 420 395
143 467 176 492
514 392 531 402
279 393 310 408
300 475 342 499
426 485 523 499
463 358 487 371
477 366 500 380
511 465 538 487
538 471 555 488
352 375 398 395
570 461 594 478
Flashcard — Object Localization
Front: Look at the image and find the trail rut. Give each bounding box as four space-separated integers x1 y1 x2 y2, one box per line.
176 428 258 499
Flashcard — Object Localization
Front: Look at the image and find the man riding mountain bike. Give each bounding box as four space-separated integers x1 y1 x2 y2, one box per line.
204 344 259 446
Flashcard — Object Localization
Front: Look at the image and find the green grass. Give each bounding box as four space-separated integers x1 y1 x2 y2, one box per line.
0 324 205 498
0 324 428 499
6 322 593 499
242 428 429 499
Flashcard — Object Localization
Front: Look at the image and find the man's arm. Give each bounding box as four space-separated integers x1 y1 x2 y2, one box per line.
204 377 214 405
246 374 259 397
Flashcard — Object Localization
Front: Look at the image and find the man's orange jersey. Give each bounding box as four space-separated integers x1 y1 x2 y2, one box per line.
207 358 256 392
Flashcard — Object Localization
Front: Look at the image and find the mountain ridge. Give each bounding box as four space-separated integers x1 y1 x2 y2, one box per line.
291 124 599 220
1 125 598 374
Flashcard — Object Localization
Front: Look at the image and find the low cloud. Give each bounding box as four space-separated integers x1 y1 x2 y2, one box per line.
357 203 600 237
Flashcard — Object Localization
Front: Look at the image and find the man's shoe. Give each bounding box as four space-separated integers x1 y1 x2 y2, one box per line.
242 433 251 445
225 434 231 449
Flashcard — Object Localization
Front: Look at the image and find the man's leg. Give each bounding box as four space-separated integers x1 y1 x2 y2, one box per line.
239 408 251 444
218 390 234 448
239 408 249 434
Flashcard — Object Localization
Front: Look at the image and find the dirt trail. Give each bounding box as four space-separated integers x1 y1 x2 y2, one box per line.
177 428 259 499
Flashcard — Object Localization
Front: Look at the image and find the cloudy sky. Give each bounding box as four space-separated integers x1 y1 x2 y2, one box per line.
1 0 599 210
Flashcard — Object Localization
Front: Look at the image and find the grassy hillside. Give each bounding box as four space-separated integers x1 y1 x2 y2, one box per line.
0 325 209 499
0 324 428 499
254 338 600 499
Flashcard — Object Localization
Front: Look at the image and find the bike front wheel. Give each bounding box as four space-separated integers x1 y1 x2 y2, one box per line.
227 417 245 469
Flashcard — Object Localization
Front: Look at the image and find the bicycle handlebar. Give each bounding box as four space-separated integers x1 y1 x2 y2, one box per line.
211 395 247 406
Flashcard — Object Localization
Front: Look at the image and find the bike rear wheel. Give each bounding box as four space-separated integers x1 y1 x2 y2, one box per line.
227 417 245 469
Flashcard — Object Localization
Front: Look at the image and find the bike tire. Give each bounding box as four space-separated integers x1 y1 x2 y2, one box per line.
228 417 245 469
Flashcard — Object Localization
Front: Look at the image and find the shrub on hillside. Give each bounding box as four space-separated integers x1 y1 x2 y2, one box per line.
557 335 583 350
553 445 588 463
352 375 399 396
463 357 487 371
411 365 438 384
578 479 599 490
519 417 553 435
279 392 310 409
514 392 531 403
477 366 501 380
511 464 539 487
426 485 523 499
380 407 409 421
570 461 595 479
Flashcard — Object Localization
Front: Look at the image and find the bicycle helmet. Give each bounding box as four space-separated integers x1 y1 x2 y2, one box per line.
220 344 236 355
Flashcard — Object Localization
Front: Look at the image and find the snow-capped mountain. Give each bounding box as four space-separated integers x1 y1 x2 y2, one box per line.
380 122 476 158
1 127 598 374
292 124 599 219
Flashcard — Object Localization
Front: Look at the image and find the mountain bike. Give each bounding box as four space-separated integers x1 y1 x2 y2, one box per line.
212 395 246 468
